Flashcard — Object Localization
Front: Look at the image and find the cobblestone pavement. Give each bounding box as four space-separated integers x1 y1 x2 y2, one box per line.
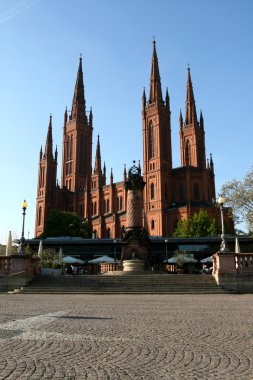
0 294 252 380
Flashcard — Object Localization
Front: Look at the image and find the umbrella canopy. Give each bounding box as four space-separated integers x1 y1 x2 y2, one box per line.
88 255 115 264
62 255 84 264
5 231 12 256
167 254 198 264
200 256 213 264
38 240 43 258
235 237 241 253
58 248 63 262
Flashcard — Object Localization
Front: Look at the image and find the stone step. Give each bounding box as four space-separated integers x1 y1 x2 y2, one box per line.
18 274 234 295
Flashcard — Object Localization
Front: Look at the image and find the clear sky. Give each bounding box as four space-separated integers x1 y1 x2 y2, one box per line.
0 0 252 243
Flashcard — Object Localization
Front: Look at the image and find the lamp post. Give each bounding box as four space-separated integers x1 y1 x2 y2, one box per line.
113 239 117 262
217 195 229 253
19 199 28 254
165 239 168 261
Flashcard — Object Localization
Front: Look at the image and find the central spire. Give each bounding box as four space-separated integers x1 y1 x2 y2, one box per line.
149 39 163 104
70 56 87 122
94 135 102 174
185 66 197 125
44 115 53 159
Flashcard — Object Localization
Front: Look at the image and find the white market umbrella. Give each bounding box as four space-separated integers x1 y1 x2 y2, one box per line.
62 255 84 264
88 255 115 264
235 237 241 253
58 248 63 262
5 231 12 256
167 254 197 264
38 240 43 258
200 256 213 264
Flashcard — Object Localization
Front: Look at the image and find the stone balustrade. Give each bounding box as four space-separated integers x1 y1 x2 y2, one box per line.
0 255 40 276
235 253 253 273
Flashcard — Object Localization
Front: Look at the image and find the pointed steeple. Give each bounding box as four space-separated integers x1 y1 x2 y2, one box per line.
185 66 197 125
199 110 204 129
89 107 93 127
94 135 102 174
44 115 53 159
123 164 127 181
165 87 170 110
149 39 163 104
110 168 113 185
210 153 214 172
70 56 87 122
55 145 58 161
179 109 183 130
142 87 146 111
40 145 43 160
103 161 106 184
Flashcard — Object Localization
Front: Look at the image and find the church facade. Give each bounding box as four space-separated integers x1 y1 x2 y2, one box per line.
35 41 217 238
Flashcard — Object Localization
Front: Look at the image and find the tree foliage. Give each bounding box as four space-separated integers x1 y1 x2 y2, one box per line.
173 209 220 238
221 166 253 232
38 210 92 239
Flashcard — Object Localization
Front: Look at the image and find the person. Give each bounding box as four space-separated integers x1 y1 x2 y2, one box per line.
66 265 73 275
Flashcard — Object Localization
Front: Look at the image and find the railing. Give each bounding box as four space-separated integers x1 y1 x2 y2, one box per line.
0 255 40 276
0 257 11 275
235 254 253 273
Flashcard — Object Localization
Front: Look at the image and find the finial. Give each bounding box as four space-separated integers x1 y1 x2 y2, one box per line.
153 35 156 44
133 160 136 165
80 53 82 61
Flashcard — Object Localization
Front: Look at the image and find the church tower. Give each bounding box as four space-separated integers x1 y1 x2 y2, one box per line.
61 57 93 217
180 67 206 169
142 40 173 236
35 115 57 236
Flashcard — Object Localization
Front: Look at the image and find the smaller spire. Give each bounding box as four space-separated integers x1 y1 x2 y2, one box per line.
138 160 141 174
165 87 170 110
55 145 58 161
179 109 183 130
40 145 43 160
199 110 204 129
103 161 106 185
89 107 93 126
94 135 102 174
44 114 53 159
123 164 127 181
110 168 113 185
210 153 214 172
142 87 146 111
207 158 210 169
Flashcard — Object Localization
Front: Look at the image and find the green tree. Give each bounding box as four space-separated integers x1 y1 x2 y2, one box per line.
173 209 220 237
38 210 92 239
221 166 253 233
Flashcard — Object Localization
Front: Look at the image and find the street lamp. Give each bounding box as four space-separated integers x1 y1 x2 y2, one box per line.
165 239 168 261
217 195 229 253
19 199 28 254
113 239 117 262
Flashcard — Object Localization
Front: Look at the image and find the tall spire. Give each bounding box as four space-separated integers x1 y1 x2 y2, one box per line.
44 115 53 159
94 135 102 174
149 39 163 104
185 66 197 125
70 55 87 122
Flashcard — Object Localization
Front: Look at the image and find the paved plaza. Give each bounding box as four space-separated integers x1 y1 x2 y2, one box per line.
0 294 252 379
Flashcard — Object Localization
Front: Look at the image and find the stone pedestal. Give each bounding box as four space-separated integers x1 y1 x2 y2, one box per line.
123 259 145 273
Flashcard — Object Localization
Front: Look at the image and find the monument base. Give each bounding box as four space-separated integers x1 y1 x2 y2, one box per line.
123 259 145 273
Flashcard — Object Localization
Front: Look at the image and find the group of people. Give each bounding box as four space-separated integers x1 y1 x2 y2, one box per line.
65 265 87 275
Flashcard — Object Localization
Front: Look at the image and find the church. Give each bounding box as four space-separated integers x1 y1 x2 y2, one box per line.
35 41 217 239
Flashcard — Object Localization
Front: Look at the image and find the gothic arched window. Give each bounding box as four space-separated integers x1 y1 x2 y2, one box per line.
194 183 200 200
179 184 185 201
38 207 42 226
151 219 155 230
185 140 191 166
151 183 155 200
149 121 155 159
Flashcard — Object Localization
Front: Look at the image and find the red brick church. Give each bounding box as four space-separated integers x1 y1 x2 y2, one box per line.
35 41 217 238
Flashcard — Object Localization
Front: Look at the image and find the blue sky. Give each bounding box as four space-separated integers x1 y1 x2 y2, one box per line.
0 0 252 243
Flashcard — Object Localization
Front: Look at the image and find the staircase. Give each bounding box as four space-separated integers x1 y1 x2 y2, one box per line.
17 274 236 294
